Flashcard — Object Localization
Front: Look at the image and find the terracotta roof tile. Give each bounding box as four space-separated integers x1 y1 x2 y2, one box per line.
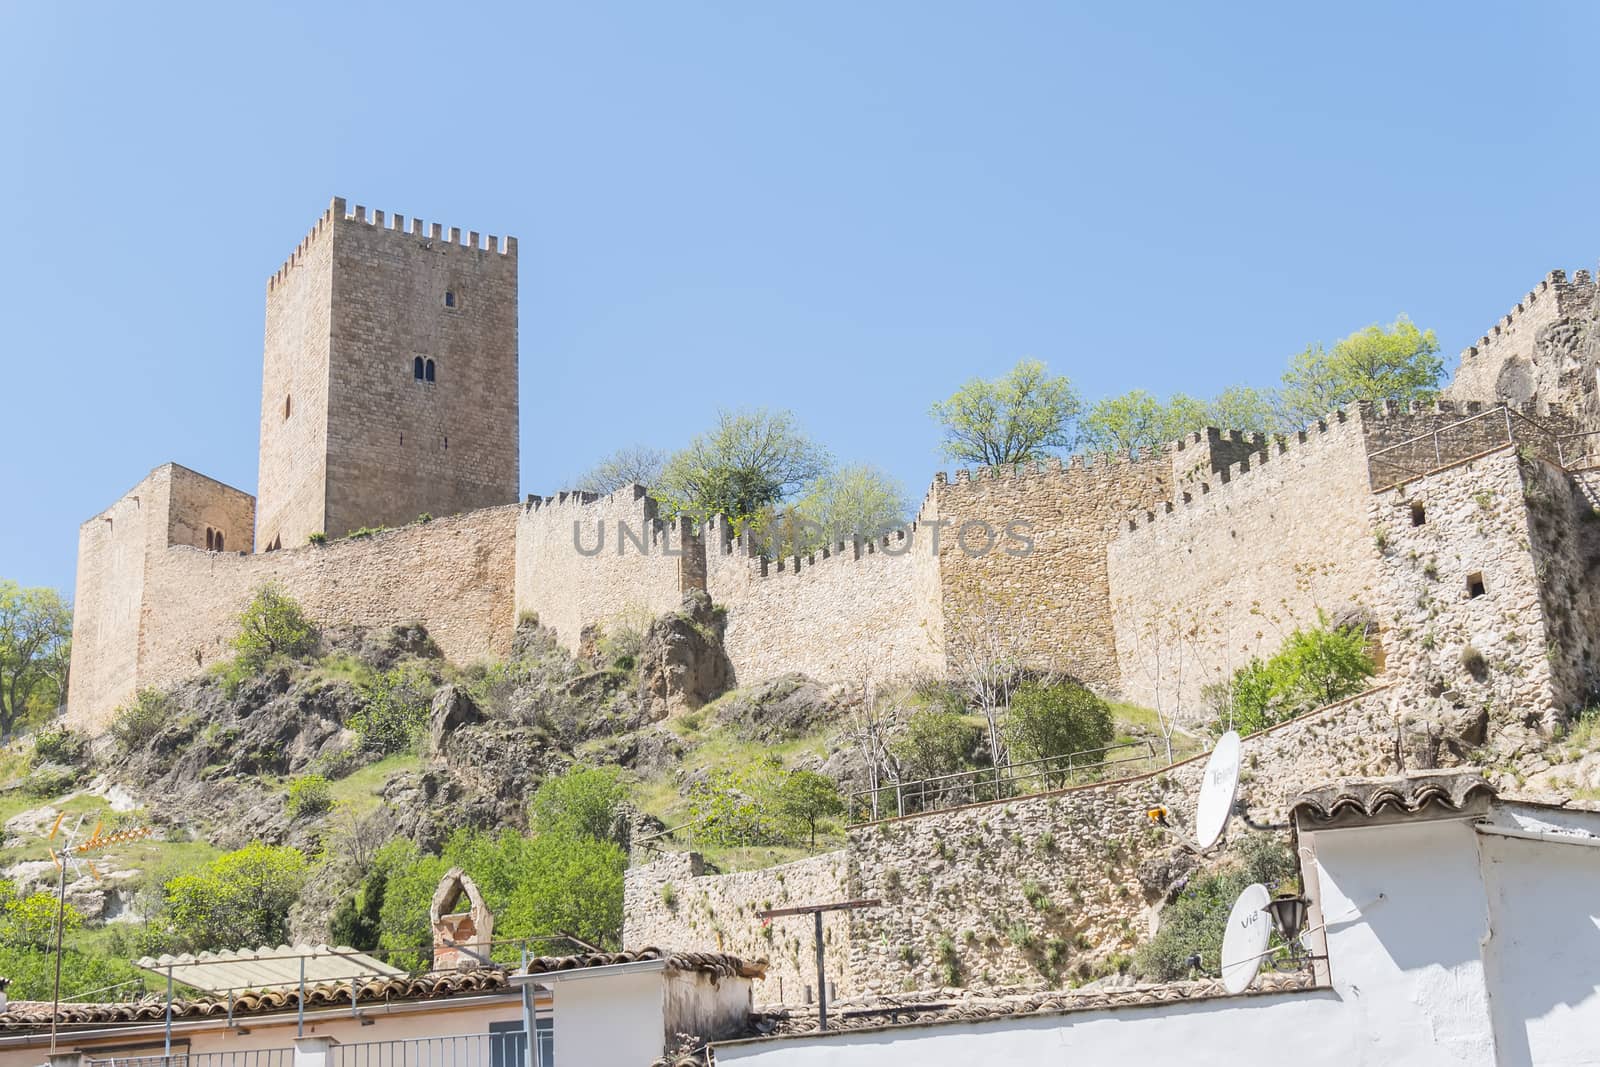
1290 770 1495 825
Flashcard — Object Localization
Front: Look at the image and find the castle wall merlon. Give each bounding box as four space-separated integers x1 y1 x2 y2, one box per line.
339 201 516 256
1457 267 1600 362
267 200 338 291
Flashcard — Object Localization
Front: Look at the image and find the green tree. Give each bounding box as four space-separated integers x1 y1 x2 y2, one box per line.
778 463 909 556
571 445 668 495
776 770 845 847
498 831 626 950
1205 385 1275 437
687 758 788 846
1278 316 1442 427
655 408 830 526
231 583 318 671
1212 617 1376 734
1080 391 1207 453
930 359 1082 467
286 774 333 819
1004 681 1115 780
891 704 983 781
163 842 308 951
528 766 631 847
329 868 387 952
0 580 72 741
1 880 83 949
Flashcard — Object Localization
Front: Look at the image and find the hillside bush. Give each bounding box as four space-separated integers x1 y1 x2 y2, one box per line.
347 663 434 753
1211 616 1376 734
1134 834 1297 981
111 688 172 752
892 704 984 781
231 583 319 671
286 774 333 819
32 725 86 766
529 766 630 846
1004 681 1115 779
162 842 308 952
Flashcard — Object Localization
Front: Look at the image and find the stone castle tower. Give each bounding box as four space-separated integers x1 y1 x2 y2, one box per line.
256 197 520 549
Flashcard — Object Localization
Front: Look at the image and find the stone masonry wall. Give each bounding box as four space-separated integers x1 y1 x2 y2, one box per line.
629 689 1401 999
624 850 853 1003
705 517 944 689
1445 268 1598 406
257 201 335 550
66 495 519 732
1368 448 1564 738
515 487 698 651
934 455 1173 691
322 202 519 540
1361 399 1575 492
1107 412 1383 716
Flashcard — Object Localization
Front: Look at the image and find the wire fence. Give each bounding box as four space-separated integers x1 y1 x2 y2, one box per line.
847 740 1158 823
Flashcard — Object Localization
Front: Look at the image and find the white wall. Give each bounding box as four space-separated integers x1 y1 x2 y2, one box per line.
1479 826 1600 1067
550 970 663 1067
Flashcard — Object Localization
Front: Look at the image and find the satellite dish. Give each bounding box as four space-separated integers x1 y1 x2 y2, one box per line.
1220 882 1273 994
1195 730 1241 849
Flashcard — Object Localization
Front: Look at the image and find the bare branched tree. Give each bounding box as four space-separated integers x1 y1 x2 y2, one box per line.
944 580 1035 770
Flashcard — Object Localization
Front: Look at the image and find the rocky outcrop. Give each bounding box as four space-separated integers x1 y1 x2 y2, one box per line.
637 592 733 716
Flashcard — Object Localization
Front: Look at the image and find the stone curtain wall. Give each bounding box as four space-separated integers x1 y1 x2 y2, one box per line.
1367 449 1565 734
623 851 854 1002
1361 400 1575 492
629 690 1400 999
321 202 519 539
933 456 1173 692
514 486 697 651
705 517 944 689
1107 413 1383 717
67 491 519 731
257 201 336 550
69 467 163 734
1535 466 1600 713
1445 268 1598 407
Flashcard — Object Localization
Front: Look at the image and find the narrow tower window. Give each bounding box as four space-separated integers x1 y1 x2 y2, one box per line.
205 528 214 551
284 395 292 419
444 290 456 308
425 359 436 383
1466 572 1487 598
215 531 225 551
1410 502 1426 526
413 356 425 381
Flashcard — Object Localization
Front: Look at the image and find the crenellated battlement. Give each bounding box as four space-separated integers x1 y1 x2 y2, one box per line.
1456 267 1598 364
1119 411 1356 536
930 444 1170 492
269 196 517 290
704 511 929 579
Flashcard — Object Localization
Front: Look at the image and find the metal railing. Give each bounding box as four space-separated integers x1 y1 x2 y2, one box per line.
87 1051 293 1067
847 740 1158 823
1365 405 1584 490
333 1033 533 1067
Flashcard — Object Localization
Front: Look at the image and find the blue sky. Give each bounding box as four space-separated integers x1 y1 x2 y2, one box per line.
5 1 1599 595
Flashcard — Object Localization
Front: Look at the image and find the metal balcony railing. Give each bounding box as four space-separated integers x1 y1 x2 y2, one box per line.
86 1050 294 1067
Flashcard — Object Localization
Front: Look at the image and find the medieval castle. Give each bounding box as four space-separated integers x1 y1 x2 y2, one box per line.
66 198 1600 760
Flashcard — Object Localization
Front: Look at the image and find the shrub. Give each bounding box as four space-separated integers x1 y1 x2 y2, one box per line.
163 843 309 952
1214 615 1376 734
1134 834 1296 981
231 583 318 671
111 688 172 752
935 934 961 986
891 704 983 781
32 726 85 766
686 758 788 847
660 883 678 912
775 770 845 847
347 663 434 753
307 531 328 545
286 774 333 819
529 766 631 847
1004 681 1115 779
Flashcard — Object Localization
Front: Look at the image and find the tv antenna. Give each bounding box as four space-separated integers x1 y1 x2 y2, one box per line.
42 812 153 1053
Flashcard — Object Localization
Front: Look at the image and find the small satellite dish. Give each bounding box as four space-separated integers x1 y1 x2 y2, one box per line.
1220 882 1273 994
1195 730 1241 849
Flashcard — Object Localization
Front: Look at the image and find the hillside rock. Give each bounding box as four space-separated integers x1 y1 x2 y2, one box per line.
638 592 733 716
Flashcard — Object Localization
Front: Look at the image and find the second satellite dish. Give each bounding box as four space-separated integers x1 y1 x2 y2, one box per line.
1220 882 1273 994
1195 729 1241 849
